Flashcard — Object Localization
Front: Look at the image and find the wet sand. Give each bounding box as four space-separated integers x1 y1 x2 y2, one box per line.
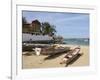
22 45 89 69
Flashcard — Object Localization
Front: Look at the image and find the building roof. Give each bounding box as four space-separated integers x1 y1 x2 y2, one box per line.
32 20 41 25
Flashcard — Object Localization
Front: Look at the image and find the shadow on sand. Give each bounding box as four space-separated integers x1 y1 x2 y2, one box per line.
44 51 70 60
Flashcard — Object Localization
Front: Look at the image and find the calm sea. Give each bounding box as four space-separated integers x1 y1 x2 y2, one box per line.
63 38 89 46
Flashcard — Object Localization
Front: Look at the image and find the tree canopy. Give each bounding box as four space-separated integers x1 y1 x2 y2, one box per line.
41 22 56 36
22 17 28 27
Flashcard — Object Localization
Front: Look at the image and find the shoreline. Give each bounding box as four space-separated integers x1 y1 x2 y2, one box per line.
23 43 89 47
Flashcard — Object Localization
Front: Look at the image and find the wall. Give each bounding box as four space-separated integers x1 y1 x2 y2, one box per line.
22 33 52 42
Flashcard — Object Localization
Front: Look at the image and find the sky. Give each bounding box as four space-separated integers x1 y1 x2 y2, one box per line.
22 11 89 38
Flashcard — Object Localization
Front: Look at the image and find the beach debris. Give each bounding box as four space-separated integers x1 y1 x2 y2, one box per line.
33 48 41 56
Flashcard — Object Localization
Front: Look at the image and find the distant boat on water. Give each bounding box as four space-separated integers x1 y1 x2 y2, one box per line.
84 38 89 42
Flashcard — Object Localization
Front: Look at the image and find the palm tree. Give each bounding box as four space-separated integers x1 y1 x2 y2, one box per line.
41 22 56 36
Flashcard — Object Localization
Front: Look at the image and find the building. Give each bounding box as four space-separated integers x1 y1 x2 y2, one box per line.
31 20 41 32
22 33 53 43
22 19 63 43
23 20 41 34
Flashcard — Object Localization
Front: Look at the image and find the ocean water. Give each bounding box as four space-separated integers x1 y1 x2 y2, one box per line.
63 38 89 46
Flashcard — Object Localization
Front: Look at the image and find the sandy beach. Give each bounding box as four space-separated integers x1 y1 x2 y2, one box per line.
22 45 89 69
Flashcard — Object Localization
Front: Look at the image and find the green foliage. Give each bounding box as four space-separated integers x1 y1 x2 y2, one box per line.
41 22 56 36
22 17 27 27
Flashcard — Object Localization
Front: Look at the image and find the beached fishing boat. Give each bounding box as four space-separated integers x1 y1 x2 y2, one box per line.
41 46 70 55
60 47 83 66
22 43 70 56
